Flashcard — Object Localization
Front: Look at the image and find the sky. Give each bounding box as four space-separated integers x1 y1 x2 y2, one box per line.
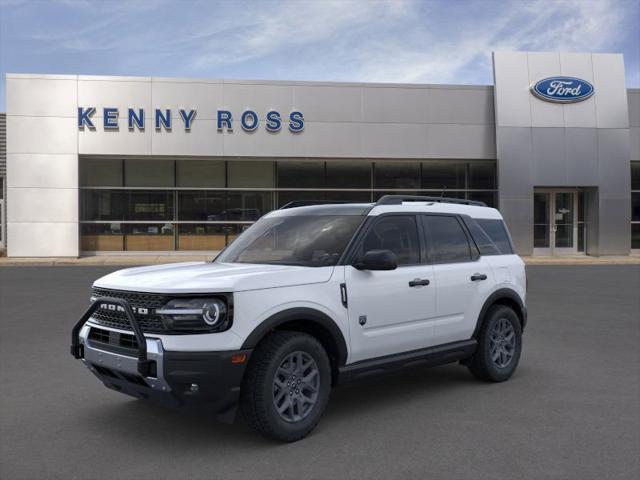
0 0 639 111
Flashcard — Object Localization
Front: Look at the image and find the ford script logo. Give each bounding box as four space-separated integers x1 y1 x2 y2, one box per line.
531 77 594 103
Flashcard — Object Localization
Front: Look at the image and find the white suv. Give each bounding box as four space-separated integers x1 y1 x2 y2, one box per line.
71 195 527 442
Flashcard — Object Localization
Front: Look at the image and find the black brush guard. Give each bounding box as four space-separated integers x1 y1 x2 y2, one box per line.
70 297 153 377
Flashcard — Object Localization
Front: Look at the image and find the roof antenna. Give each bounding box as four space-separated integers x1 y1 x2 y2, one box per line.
440 186 447 199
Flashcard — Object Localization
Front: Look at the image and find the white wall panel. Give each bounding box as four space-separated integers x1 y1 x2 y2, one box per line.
527 52 564 128
7 116 77 154
292 85 362 123
6 77 77 117
7 154 78 188
361 123 428 158
152 80 223 120
361 87 429 124
7 222 79 257
493 52 532 127
79 118 151 155
7 187 78 223
592 54 629 129
560 53 597 128
78 78 152 118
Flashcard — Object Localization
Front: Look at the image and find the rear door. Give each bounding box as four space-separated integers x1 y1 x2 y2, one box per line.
421 215 495 345
345 214 437 363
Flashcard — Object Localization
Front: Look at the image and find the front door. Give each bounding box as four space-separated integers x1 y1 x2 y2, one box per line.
533 189 579 255
344 215 437 363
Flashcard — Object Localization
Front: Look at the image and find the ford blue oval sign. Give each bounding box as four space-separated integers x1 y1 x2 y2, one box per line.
531 77 594 103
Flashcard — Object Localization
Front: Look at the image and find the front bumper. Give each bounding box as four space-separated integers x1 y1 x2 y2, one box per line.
72 298 251 423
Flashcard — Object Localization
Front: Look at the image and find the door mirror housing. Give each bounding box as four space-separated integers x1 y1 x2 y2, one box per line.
353 249 398 271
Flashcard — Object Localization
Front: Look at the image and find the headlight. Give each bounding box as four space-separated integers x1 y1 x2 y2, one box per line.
156 297 230 332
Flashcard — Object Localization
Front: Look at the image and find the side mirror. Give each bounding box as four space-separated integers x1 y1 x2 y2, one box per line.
353 249 398 271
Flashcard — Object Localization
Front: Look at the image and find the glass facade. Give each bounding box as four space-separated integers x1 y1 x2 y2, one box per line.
632 162 640 250
79 157 497 251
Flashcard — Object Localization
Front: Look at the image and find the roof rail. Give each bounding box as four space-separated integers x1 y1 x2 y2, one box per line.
279 200 353 209
375 195 486 207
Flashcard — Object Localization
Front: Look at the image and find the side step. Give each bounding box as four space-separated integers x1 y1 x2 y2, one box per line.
337 339 477 384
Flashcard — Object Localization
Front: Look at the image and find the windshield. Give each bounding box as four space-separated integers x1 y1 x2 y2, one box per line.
216 215 363 267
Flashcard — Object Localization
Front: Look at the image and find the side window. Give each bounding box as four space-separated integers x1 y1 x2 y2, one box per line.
423 215 472 264
361 216 420 265
476 219 514 254
462 217 500 256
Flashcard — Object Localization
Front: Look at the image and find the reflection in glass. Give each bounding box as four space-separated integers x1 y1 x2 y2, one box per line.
128 191 174 221
375 162 420 189
177 160 225 188
123 223 174 251
125 159 175 187
178 191 225 221
277 162 324 188
421 162 465 190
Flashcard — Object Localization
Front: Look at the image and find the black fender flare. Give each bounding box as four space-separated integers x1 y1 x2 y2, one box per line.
241 307 349 366
472 288 527 338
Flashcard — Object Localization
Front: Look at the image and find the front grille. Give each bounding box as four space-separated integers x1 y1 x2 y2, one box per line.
88 327 140 355
90 288 168 333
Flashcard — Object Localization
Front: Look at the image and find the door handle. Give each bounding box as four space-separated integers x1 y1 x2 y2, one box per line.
471 273 487 281
409 278 430 287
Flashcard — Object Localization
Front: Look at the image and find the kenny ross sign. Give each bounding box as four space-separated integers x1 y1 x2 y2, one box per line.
530 77 594 103
77 107 304 133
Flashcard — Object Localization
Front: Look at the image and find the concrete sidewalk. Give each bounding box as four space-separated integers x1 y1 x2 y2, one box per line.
1 254 639 266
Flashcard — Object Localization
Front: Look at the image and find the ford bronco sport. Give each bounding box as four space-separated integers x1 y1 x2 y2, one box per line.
71 195 527 442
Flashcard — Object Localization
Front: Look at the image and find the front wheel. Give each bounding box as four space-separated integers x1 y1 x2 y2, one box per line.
468 305 522 382
240 331 331 442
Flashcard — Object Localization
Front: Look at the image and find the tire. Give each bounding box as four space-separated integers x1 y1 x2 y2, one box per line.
240 331 332 442
468 305 522 382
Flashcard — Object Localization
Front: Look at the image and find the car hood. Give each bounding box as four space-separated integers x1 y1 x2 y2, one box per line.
93 262 335 294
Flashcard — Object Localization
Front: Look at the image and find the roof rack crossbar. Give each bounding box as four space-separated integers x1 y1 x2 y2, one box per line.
375 195 486 207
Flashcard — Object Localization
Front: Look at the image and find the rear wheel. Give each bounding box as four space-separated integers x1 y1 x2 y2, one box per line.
468 305 522 382
240 331 331 442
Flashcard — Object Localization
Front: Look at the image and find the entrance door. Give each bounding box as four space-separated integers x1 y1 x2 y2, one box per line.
533 189 579 255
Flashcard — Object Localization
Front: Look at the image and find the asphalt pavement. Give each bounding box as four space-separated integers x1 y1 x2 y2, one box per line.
0 265 639 480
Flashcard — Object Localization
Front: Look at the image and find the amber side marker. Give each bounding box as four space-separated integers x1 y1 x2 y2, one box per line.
231 354 247 364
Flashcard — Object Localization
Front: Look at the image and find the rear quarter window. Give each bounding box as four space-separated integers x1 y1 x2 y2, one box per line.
475 219 514 255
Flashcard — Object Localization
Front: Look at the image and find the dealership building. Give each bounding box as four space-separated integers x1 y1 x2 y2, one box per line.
1 51 639 257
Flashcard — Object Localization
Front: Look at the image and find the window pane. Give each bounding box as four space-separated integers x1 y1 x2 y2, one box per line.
632 162 640 191
424 215 472 263
80 158 123 186
632 192 640 222
127 191 174 221
218 215 363 267
468 162 496 189
228 161 274 188
324 191 372 203
81 190 126 221
277 161 324 188
123 223 174 251
176 160 225 188
125 159 174 187
476 219 514 254
468 191 497 208
177 224 231 251
463 219 499 255
326 161 371 189
178 191 225 221
578 222 585 252
80 223 124 251
227 191 272 220
632 224 640 249
362 216 420 265
373 191 419 202
375 162 419 189
421 162 465 190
